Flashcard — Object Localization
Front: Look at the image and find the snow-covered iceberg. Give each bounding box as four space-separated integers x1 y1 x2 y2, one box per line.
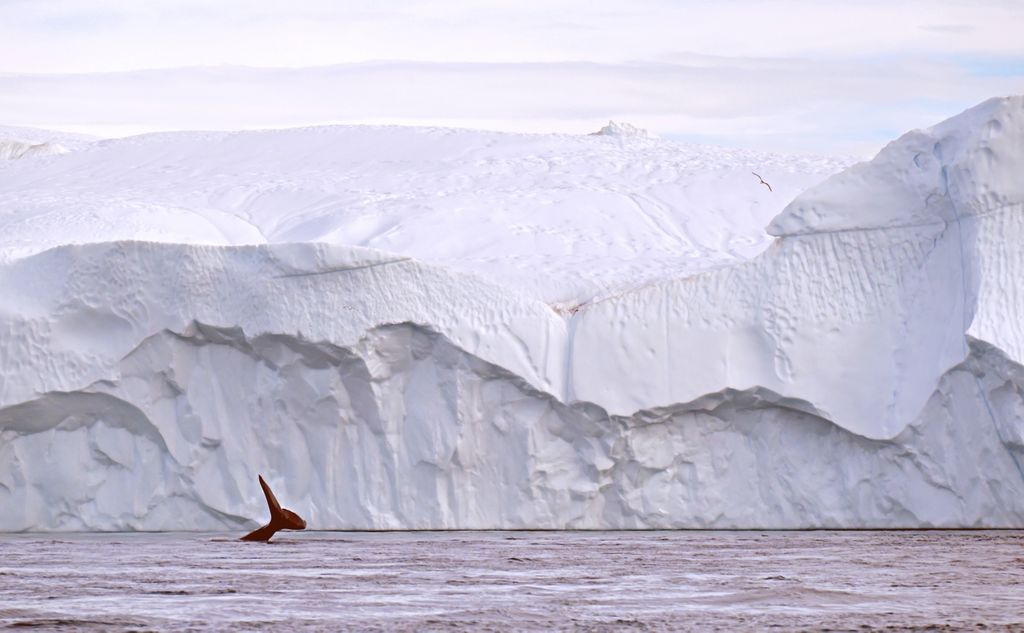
0 125 92 161
1 96 1023 531
0 139 68 161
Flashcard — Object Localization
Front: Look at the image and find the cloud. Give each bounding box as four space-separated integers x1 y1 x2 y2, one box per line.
0 1 1021 154
2 57 1020 155
0 1 1022 73
919 24 975 34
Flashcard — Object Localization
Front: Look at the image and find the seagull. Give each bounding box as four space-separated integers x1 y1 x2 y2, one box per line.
752 172 772 192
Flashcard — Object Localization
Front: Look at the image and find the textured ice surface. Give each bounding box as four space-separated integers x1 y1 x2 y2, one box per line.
0 123 848 300
1 97 1024 530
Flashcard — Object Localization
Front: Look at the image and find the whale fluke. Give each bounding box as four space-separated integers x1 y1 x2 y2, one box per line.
241 474 307 542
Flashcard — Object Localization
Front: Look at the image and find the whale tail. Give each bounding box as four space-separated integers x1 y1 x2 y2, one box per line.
241 474 307 542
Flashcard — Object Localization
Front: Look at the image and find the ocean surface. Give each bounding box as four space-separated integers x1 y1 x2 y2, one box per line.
1 530 1022 630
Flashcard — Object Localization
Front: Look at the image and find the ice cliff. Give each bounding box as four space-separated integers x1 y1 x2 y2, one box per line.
1 96 1023 531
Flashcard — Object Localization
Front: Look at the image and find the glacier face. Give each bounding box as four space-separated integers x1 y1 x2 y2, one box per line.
1 97 1024 530
3 319 1024 531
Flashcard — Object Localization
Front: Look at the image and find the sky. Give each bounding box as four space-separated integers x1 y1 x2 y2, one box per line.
1 0 1023 155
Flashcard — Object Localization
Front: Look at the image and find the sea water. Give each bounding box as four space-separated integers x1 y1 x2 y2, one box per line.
1 531 1022 630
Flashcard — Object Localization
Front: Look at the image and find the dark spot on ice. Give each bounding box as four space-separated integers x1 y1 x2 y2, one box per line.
764 575 787 580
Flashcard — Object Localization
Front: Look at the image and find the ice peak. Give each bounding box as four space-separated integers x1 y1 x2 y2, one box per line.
0 139 69 160
768 95 1024 237
590 120 653 139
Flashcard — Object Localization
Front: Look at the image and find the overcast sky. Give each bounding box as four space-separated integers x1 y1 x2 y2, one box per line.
1 0 1022 154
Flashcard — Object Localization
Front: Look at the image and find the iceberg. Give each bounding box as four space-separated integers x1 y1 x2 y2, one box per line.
1 97 1022 531
0 139 68 161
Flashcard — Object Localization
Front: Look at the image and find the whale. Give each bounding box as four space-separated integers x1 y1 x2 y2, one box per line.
241 474 307 542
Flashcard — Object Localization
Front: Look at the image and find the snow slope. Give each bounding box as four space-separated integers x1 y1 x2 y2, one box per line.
1 98 1023 531
0 124 848 302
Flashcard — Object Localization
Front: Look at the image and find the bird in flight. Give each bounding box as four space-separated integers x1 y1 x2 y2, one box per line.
752 172 772 192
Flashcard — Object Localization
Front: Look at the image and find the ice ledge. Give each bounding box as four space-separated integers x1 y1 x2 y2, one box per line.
0 240 568 410
769 95 1024 237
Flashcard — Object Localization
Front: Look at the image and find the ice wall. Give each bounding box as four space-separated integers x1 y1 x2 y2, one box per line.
2 320 1023 531
1 97 1024 530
